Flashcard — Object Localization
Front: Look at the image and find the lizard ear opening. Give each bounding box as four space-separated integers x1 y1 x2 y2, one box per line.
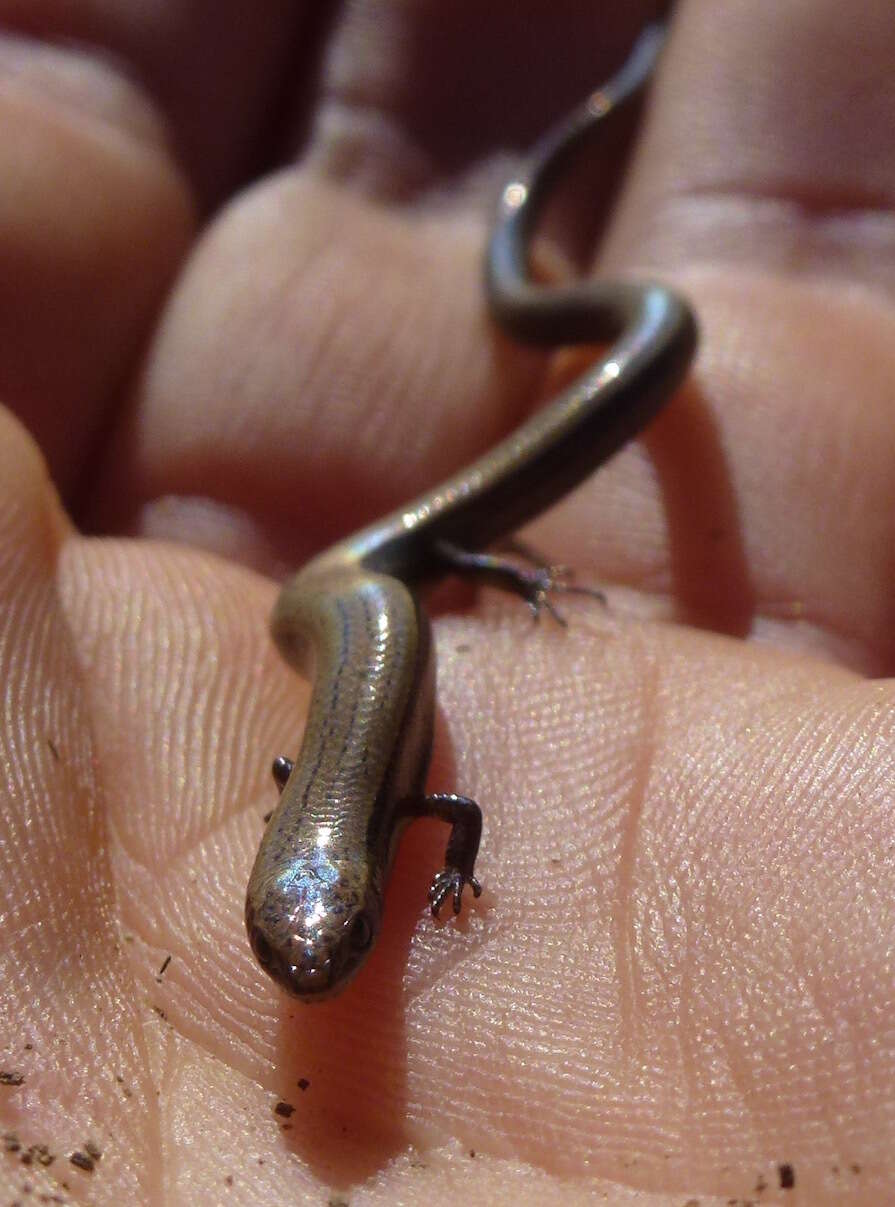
272 755 294 792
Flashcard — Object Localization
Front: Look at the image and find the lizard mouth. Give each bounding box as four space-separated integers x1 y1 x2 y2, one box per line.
245 901 371 1001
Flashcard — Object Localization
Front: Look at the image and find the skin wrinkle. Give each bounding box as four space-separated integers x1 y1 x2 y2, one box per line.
97 772 266 887
714 992 774 1158
307 99 440 200
676 181 895 220
402 925 484 1010
615 631 660 1064
656 675 844 1163
112 867 270 1085
609 191 895 303
674 894 706 1174
779 944 844 1160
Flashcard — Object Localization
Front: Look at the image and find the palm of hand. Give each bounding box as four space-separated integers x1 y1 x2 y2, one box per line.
1 4 894 1204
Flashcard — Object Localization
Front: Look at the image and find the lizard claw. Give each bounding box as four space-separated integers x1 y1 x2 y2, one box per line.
522 566 607 626
428 867 482 917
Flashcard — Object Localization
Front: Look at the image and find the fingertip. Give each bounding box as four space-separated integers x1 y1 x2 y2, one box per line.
0 36 195 492
0 403 71 555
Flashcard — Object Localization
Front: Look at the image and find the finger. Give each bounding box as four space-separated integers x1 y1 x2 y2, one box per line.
547 0 895 670
0 4 303 204
606 0 895 291
0 35 193 493
88 171 545 567
299 2 657 204
0 410 157 1199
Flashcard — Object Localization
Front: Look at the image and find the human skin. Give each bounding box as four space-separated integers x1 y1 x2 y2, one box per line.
1 1 894 1203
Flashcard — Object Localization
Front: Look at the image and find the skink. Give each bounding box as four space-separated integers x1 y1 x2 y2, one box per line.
245 23 697 1000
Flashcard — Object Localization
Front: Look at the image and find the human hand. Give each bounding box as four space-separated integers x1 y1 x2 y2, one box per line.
1 3 894 1203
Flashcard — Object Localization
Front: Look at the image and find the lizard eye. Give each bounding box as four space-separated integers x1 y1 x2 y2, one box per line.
249 926 273 970
349 913 372 952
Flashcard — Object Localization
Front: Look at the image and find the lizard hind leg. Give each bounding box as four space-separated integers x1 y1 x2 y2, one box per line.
434 538 606 626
